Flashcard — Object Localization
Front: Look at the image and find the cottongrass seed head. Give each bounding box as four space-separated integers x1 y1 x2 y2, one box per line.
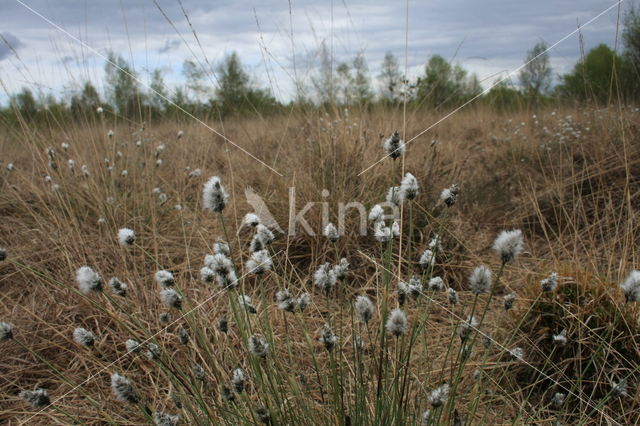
245 249 272 275
493 229 524 264
458 315 478 341
469 265 493 295
213 242 231 256
552 392 566 408
503 291 516 310
153 412 180 426
19 388 50 408
297 293 311 312
611 379 629 398
323 223 339 242
76 266 103 294
368 204 385 222
320 323 337 351
541 272 558 292
155 270 175 288
0 321 14 341
332 258 349 280
248 334 269 358
314 263 337 292
232 368 246 393
243 212 261 227
160 288 183 310
400 172 419 200
117 228 135 246
428 276 445 292
126 339 142 353
108 277 128 297
428 383 450 408
383 130 405 159
386 186 403 206
73 327 95 347
509 347 525 361
440 184 460 207
419 249 435 270
0 247 6 261
276 289 295 312
386 308 408 337
553 329 568 347
448 288 458 305
620 270 640 302
110 373 139 404
202 176 229 212
354 295 374 323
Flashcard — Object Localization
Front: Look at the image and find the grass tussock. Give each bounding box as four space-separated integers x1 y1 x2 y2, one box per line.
0 105 639 425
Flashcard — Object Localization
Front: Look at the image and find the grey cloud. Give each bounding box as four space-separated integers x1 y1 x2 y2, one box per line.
158 39 181 53
0 32 24 60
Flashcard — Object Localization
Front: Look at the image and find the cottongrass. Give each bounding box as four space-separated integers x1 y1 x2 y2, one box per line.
620 270 640 302
160 289 182 310
155 270 175 288
503 292 516 310
245 250 272 275
319 323 337 351
428 383 450 408
73 328 95 347
323 223 339 242
0 322 13 341
117 228 135 246
108 277 128 297
314 263 337 292
469 265 492 295
0 248 6 261
19 388 50 408
248 335 269 358
400 172 419 200
153 411 180 426
110 373 139 404
126 339 142 353
354 295 374 323
386 308 408 337
492 229 524 264
202 176 229 213
76 266 102 294
541 273 558 292
383 130 405 159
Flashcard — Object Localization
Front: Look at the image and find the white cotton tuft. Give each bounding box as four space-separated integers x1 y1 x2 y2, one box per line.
118 228 135 246
202 176 229 212
76 266 102 294
469 265 492 295
492 229 524 264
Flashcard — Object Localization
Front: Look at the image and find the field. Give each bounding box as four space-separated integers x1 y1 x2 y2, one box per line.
1 104 640 425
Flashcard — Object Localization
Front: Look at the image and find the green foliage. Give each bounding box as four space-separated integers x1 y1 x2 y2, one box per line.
483 80 524 113
104 52 144 117
555 44 635 103
519 41 552 104
378 52 402 103
416 55 482 109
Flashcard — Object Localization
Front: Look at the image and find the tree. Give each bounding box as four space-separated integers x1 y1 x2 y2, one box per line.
416 55 481 109
556 44 629 103
312 42 335 105
10 88 38 120
214 52 278 117
623 5 640 65
378 52 402 103
183 60 210 101
519 41 552 103
104 52 143 117
70 82 102 118
149 69 168 112
352 53 372 104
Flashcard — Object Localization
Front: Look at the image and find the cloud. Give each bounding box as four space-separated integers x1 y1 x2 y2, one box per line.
0 32 24 60
158 39 181 54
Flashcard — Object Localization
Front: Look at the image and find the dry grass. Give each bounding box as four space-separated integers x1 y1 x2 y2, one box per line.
1 104 639 424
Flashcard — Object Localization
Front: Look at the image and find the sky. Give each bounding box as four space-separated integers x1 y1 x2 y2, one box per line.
0 0 631 104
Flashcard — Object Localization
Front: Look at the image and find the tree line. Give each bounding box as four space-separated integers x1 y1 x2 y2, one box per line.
4 7 640 125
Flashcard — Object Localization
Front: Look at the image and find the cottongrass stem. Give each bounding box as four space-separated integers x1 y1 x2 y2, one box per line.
110 373 139 404
19 388 50 408
492 229 524 264
76 266 102 294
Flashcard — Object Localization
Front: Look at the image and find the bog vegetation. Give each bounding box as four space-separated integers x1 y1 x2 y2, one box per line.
1 4 640 426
